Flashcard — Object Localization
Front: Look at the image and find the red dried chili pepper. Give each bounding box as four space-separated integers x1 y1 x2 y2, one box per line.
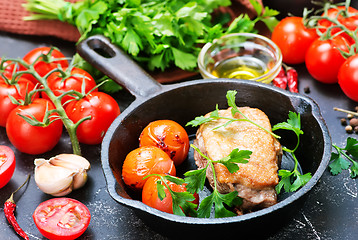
272 66 287 89
4 175 30 240
287 67 298 93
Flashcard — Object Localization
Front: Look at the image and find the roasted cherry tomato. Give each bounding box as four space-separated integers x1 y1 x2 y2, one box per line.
0 145 16 188
305 35 350 84
6 98 63 155
338 54 358 102
33 198 91 240
142 175 199 214
65 91 120 145
122 146 176 190
271 17 318 64
44 67 97 106
139 120 189 166
0 75 39 127
22 47 69 84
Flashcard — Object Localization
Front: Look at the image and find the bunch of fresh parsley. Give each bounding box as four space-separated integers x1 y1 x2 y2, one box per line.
24 0 279 92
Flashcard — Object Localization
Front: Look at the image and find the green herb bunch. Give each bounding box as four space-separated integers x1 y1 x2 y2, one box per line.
24 0 279 92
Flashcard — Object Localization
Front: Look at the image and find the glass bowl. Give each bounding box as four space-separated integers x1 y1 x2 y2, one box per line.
198 33 282 83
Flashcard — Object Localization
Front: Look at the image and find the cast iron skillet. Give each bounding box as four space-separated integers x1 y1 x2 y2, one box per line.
77 35 331 239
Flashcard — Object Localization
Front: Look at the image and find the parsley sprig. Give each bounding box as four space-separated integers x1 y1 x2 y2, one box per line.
144 174 198 217
150 146 251 218
329 137 358 178
185 145 251 218
186 90 280 139
272 112 312 194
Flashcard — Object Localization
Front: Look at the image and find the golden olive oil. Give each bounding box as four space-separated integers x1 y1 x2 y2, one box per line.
210 56 269 80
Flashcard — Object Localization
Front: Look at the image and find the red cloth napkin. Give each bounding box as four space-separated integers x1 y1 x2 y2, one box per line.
0 0 80 42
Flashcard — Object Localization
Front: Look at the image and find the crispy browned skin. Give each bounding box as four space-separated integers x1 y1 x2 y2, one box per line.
194 107 282 211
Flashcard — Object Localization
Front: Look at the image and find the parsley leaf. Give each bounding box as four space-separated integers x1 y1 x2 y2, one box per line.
345 137 358 158
187 144 250 218
198 190 240 218
273 111 312 194
147 174 198 217
329 152 350 175
216 148 251 173
329 137 358 178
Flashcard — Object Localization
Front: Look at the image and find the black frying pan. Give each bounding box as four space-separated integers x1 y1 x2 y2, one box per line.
77 35 331 239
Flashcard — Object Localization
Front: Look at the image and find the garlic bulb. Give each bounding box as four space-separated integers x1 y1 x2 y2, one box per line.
34 154 91 196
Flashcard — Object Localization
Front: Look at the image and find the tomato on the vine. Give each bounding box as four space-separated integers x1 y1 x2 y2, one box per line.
271 17 318 64
6 98 63 155
305 35 350 84
0 76 39 127
338 54 358 102
0 59 21 76
142 175 199 214
318 6 358 43
22 47 69 84
122 146 176 190
44 67 97 106
139 120 189 166
0 145 16 188
65 91 120 145
33 198 91 240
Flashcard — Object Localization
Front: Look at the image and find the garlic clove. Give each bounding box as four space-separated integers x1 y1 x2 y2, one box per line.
49 154 91 172
34 154 91 196
34 158 76 196
72 170 88 190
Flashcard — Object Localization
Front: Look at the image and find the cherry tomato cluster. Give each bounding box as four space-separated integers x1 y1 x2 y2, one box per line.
271 1 358 102
0 46 121 155
122 120 198 214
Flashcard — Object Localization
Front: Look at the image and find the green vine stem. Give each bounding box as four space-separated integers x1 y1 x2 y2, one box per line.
1 57 86 156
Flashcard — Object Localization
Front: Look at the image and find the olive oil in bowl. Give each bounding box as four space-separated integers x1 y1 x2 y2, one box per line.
210 56 269 80
198 33 282 83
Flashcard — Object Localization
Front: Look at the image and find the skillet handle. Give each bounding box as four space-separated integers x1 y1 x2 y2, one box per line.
76 35 162 98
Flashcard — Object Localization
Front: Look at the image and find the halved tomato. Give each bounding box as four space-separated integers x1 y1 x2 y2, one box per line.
33 198 91 240
0 145 16 188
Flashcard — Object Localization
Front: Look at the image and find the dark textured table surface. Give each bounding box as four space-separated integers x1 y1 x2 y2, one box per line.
0 31 357 240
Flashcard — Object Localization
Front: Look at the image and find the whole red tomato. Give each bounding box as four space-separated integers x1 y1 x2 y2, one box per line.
6 98 63 155
271 17 318 64
0 145 16 188
33 198 91 240
122 146 176 190
142 175 199 214
44 67 97 106
305 35 350 84
318 6 358 43
139 120 189 166
22 47 69 84
65 91 120 145
0 75 39 127
338 54 358 102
